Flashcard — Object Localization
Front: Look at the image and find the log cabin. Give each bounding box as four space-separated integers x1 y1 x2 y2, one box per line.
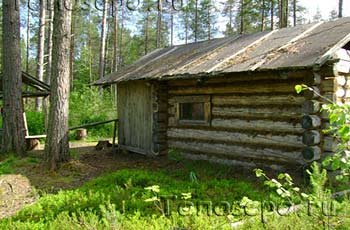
95 18 350 169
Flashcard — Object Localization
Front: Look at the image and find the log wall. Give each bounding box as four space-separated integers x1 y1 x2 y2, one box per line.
166 70 315 166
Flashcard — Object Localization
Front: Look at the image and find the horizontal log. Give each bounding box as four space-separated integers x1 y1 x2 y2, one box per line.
168 140 304 164
301 115 321 129
302 100 320 114
212 118 304 134
302 146 321 162
336 75 347 86
320 79 336 92
168 83 299 95
166 70 312 87
335 59 350 74
302 86 321 99
167 128 303 149
211 95 305 106
212 106 301 120
302 130 321 145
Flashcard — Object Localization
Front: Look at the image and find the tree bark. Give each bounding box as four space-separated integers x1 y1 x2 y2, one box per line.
261 0 265 31
271 0 274 30
44 0 54 131
338 0 343 18
195 0 198 42
26 3 30 73
156 0 162 48
45 0 72 170
207 0 211 40
293 0 296 26
35 0 46 112
2 0 27 156
98 0 108 81
112 0 118 72
170 9 174 46
144 11 149 55
70 7 75 90
240 0 244 34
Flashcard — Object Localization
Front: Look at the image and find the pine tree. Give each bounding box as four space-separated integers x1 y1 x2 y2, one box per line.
2 0 27 155
98 0 108 81
45 0 72 170
35 0 46 111
223 0 236 35
338 0 343 18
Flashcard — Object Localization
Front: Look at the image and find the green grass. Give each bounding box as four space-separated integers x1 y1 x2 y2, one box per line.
0 155 349 229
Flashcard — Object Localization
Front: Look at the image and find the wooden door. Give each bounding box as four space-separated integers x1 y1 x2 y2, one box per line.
117 81 153 154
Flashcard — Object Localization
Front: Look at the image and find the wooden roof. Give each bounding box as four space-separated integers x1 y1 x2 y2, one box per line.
95 17 350 85
0 71 50 98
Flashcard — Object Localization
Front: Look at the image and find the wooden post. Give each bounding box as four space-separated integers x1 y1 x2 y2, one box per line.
112 119 117 154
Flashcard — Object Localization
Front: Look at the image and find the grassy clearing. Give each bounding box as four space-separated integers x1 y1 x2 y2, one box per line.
0 151 349 229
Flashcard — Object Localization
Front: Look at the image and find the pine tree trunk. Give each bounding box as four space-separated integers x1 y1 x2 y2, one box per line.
45 0 72 170
70 10 75 90
98 0 108 81
207 1 211 40
25 2 31 105
195 0 198 42
44 0 54 131
271 0 274 30
170 10 174 46
2 0 27 156
185 10 188 44
261 0 265 31
119 3 125 67
279 0 288 28
338 0 343 18
240 0 244 34
156 0 162 48
112 0 118 72
35 0 46 112
26 4 30 73
293 0 296 26
144 11 149 55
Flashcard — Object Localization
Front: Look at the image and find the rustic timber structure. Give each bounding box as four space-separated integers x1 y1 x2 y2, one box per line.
95 18 350 169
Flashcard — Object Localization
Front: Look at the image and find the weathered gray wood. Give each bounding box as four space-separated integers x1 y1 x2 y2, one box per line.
302 100 320 114
302 146 321 162
117 81 153 154
302 130 321 145
212 106 301 119
75 129 87 140
301 115 321 129
211 118 304 134
211 95 305 106
320 79 336 92
323 136 338 152
69 119 118 130
168 140 304 163
167 128 303 149
169 83 299 95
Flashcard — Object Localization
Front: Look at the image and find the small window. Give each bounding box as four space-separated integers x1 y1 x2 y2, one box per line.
180 103 205 121
174 95 211 126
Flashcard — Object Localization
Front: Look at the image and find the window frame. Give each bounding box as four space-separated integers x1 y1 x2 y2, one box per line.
174 95 211 126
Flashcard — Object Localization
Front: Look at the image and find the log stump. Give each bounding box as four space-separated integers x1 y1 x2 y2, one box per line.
76 128 87 140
